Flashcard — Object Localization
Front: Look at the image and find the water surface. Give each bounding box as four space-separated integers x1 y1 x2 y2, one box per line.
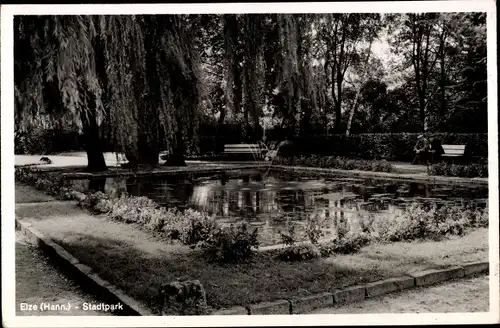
69 169 488 246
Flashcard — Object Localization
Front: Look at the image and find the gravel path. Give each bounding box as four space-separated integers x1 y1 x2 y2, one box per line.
310 275 490 314
16 231 114 316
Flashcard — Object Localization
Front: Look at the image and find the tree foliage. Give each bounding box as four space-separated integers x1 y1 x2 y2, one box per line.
15 13 487 164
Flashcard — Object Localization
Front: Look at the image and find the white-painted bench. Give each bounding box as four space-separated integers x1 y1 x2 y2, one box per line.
224 144 263 159
441 144 466 164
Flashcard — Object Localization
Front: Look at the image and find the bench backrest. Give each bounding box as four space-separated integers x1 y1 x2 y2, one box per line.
224 144 261 154
442 144 466 156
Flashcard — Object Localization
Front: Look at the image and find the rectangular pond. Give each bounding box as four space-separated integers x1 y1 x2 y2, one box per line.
68 169 489 246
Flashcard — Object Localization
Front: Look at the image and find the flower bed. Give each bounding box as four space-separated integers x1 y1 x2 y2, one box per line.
272 155 394 173
276 201 488 262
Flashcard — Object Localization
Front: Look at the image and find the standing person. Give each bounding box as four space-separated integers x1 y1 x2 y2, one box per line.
412 134 431 165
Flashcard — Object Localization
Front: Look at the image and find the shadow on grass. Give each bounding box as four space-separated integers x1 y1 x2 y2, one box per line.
16 201 85 221
51 232 455 314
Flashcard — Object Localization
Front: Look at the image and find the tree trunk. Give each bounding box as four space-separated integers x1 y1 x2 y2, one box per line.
164 131 187 166
333 66 343 134
439 44 446 117
346 37 374 136
81 109 107 172
215 108 226 152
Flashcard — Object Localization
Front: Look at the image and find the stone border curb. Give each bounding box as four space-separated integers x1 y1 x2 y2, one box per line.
273 165 488 186
59 164 270 180
212 262 489 315
19 162 487 186
15 219 154 316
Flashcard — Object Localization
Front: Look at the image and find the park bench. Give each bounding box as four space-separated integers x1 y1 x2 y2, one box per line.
224 144 264 159
441 144 466 164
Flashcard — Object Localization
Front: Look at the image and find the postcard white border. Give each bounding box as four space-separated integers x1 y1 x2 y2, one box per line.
2 1 499 327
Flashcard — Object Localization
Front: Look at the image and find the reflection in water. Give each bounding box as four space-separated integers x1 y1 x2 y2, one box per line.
69 171 488 246
88 178 106 192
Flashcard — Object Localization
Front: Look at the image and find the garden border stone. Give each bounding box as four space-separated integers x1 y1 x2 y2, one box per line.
332 285 366 305
289 292 334 314
15 219 154 316
463 261 489 275
365 276 415 298
409 266 465 287
210 306 249 315
246 299 292 315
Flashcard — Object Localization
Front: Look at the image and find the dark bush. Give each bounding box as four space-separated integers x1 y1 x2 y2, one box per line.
279 133 488 162
319 233 372 256
429 162 488 178
278 244 321 261
15 128 85 155
273 155 394 173
199 223 259 263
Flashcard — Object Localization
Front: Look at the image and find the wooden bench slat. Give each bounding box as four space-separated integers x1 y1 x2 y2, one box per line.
440 145 466 163
443 147 466 150
223 144 263 157
442 145 466 155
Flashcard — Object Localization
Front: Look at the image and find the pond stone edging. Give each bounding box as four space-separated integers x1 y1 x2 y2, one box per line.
15 219 154 316
273 165 488 186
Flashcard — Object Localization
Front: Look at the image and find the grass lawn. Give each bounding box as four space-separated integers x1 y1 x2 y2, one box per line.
15 188 489 313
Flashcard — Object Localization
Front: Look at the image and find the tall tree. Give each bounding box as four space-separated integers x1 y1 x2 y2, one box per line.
15 15 202 170
316 13 381 133
15 16 108 171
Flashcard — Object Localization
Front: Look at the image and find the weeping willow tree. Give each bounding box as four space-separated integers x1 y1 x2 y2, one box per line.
223 14 266 141
15 15 201 170
15 15 107 171
271 14 320 138
100 15 201 167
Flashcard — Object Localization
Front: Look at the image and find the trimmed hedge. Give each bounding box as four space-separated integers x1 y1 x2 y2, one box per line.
285 133 488 161
15 129 85 155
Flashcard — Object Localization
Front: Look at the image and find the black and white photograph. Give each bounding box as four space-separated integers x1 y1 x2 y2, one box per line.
1 1 498 327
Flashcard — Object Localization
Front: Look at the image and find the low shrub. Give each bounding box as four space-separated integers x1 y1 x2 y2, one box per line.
278 244 322 261
199 223 259 263
375 202 488 242
319 232 372 256
305 213 326 245
15 166 71 199
176 209 219 247
273 155 393 173
383 203 439 242
429 162 488 178
94 194 218 246
80 191 109 211
279 224 298 247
